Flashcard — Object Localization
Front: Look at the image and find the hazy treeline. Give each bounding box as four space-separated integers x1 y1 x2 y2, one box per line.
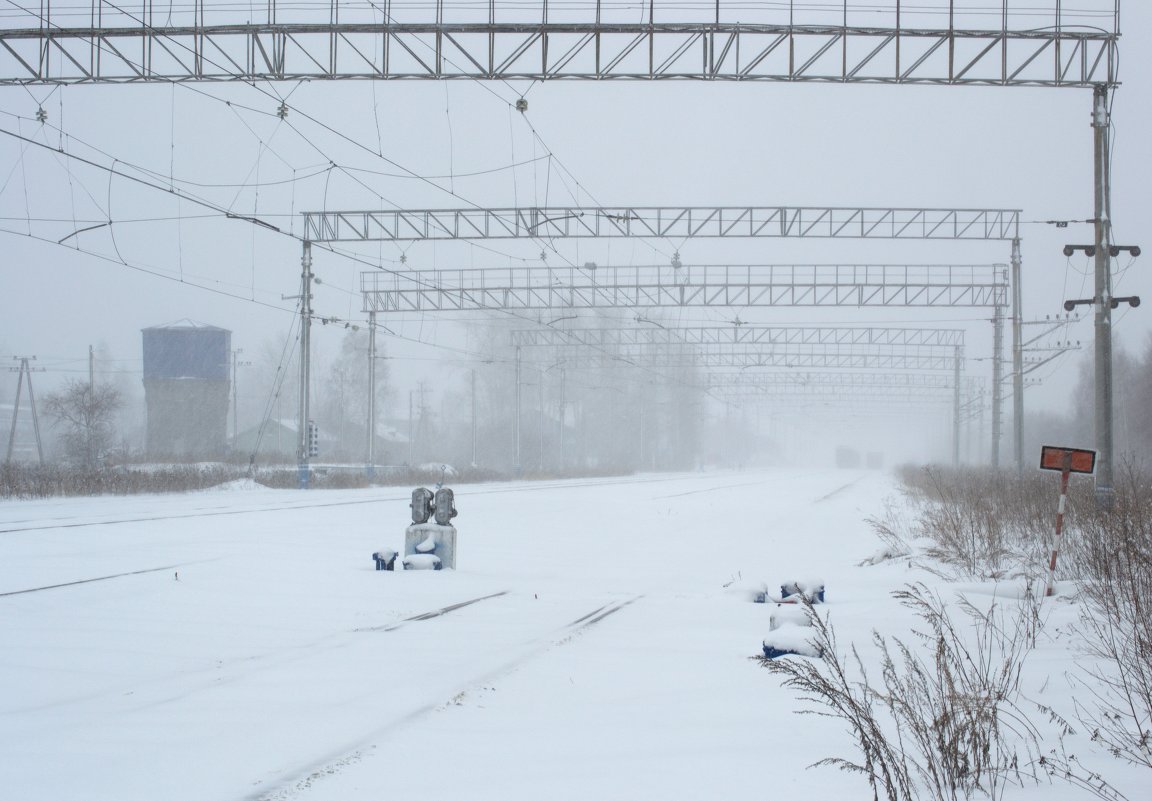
1022 335 1152 467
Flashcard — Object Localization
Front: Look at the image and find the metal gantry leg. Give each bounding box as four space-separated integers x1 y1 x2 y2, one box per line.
297 241 313 489
1011 237 1024 476
952 345 963 467
990 295 1005 468
366 309 377 478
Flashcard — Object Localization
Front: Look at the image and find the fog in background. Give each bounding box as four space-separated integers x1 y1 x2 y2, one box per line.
1 1 1149 472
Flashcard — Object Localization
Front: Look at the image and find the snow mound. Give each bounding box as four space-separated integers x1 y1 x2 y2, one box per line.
769 605 811 631
200 478 266 492
762 625 823 659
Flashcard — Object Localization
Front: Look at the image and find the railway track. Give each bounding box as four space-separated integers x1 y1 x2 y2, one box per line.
250 593 644 801
0 472 732 535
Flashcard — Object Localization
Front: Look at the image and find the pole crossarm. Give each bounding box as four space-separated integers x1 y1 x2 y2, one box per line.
362 264 1009 311
511 325 965 349
0 12 1117 86
313 207 1021 242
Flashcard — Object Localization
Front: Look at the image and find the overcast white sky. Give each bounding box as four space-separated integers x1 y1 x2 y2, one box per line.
0 1 1148 435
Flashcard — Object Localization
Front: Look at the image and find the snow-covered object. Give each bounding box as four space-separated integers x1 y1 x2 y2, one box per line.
762 625 823 659
404 523 457 569
859 546 908 566
401 553 442 570
372 549 397 571
769 605 811 631
780 579 825 604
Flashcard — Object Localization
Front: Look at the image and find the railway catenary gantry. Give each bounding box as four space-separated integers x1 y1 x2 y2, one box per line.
10 1 1114 484
704 371 980 391
533 348 961 371
360 264 1008 311
509 325 966 350
0 1 1117 86
307 206 1020 243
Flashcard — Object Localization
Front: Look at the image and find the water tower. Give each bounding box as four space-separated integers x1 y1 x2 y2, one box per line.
142 320 231 457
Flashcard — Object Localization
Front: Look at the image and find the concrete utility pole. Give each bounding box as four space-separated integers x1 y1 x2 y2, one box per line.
297 242 313 489
470 369 477 467
1092 83 1115 508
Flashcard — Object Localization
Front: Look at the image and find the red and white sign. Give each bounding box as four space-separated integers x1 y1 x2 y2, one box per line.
1039 445 1097 475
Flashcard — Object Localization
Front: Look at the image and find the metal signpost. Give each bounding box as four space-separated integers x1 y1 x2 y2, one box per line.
1039 445 1097 597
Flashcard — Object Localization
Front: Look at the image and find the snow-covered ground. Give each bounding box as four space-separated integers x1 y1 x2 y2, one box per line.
0 469 1138 800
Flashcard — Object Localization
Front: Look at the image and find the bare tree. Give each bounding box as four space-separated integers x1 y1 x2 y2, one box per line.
42 380 124 467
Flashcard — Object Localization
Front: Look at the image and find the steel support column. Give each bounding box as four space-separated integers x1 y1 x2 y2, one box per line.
366 309 377 476
297 241 313 489
514 344 522 474
1011 237 1024 475
991 295 1005 468
953 345 963 467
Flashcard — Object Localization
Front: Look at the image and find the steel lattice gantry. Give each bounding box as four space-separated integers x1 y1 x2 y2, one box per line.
510 325 965 369
309 206 1020 242
705 371 980 392
0 2 1117 85
361 264 1008 311
706 371 988 455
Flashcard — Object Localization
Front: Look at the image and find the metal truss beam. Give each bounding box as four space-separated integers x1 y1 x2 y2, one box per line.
362 264 1008 311
317 207 1020 242
0 9 1116 86
510 325 965 349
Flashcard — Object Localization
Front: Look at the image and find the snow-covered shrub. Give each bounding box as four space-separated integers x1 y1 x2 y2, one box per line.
1068 463 1152 773
888 465 1089 581
760 583 1046 801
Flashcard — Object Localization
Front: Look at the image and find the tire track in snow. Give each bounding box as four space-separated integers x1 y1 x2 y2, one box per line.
813 476 864 503
247 594 644 801
354 591 510 632
0 559 212 597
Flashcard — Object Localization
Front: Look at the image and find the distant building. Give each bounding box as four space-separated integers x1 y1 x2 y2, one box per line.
233 419 298 462
142 320 230 458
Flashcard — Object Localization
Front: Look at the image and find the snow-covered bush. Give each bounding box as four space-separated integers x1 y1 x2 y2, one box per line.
760 583 1046 801
1068 464 1152 774
881 465 1093 581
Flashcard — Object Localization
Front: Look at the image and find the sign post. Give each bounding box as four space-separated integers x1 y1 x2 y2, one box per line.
1039 446 1097 597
